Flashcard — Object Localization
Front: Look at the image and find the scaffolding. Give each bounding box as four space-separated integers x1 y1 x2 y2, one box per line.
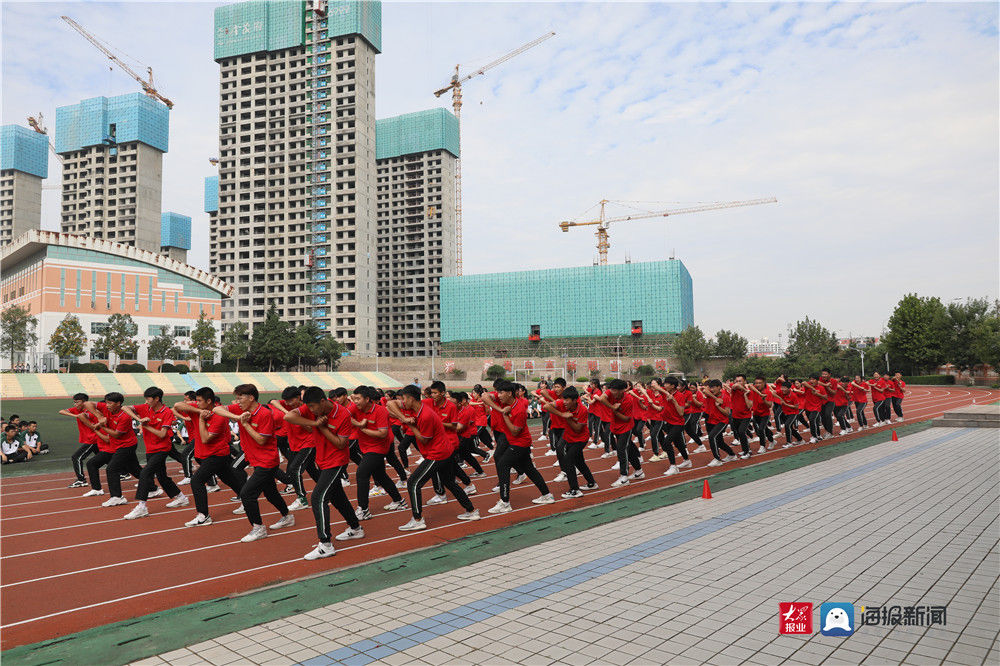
440 333 679 359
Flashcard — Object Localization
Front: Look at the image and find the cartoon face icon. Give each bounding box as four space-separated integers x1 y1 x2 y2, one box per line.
823 607 852 632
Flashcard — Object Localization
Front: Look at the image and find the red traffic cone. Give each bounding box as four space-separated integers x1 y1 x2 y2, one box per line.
891 430 898 442
702 479 712 499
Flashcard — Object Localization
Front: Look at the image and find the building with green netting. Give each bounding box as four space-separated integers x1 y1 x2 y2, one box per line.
440 260 693 357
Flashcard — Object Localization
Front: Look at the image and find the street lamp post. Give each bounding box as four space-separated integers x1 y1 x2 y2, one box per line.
854 342 866 377
616 335 622 379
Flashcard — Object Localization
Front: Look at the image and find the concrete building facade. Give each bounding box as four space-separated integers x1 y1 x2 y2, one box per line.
210 0 381 356
375 109 458 357
0 125 48 246
160 211 192 263
55 93 169 254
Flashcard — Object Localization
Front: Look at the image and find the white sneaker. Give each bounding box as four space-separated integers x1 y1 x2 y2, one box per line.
583 482 599 491
232 505 246 514
335 526 365 541
102 496 127 507
532 493 555 504
562 489 584 498
148 488 164 499
610 476 629 488
465 484 477 496
538 435 549 441
600 452 613 459
809 437 817 444
356 507 373 520
288 497 309 511
241 525 268 542
492 485 500 492
663 465 679 476
488 500 512 514
177 477 191 486
757 446 766 454
513 474 527 485
782 443 794 448
588 443 599 449
396 479 408 489
82 489 105 497
631 470 645 480
610 461 620 471
707 458 724 467
739 453 750 460
281 484 294 495
184 513 212 527
165 494 189 508
415 457 425 465
677 459 692 469
205 484 220 493
482 451 493 464
427 494 447 505
398 517 426 531
692 445 708 454
341 477 350 486
124 504 149 519
384 500 408 511
69 479 88 488
270 514 295 529
369 486 386 497
469 472 487 479
722 455 737 462
304 542 335 560
552 472 567 482
457 509 481 521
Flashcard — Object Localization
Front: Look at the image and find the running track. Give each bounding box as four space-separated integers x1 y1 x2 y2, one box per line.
1 386 994 650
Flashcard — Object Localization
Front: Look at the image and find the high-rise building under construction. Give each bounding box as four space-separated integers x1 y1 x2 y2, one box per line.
0 124 48 246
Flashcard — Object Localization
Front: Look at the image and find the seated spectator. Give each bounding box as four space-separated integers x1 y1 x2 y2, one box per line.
22 421 48 455
2 425 31 464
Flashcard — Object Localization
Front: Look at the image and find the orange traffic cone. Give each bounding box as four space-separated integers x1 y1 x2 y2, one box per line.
702 479 712 499
891 430 898 442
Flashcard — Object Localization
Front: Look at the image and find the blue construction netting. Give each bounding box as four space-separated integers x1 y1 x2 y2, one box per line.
0 125 48 178
161 212 192 250
204 176 219 213
55 93 169 154
376 108 459 160
214 0 306 60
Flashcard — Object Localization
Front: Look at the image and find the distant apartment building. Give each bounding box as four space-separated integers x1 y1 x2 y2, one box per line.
55 93 169 254
210 0 381 356
748 337 785 357
375 109 458 357
160 212 191 263
0 124 48 246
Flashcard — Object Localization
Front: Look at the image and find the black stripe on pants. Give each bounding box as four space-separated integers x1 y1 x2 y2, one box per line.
663 424 689 464
287 447 319 499
561 440 595 491
683 413 702 447
406 458 474 519
356 451 402 511
311 465 358 543
136 451 181 501
192 455 246 516
496 445 549 503
240 466 289 525
613 431 642 476
72 443 97 482
707 423 735 460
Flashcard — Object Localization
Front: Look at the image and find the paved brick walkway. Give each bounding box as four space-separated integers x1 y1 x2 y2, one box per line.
136 427 999 666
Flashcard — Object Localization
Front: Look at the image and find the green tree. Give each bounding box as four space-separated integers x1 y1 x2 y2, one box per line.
148 327 180 370
293 321 324 370
1 305 38 369
250 303 292 371
884 294 950 374
48 314 86 370
786 317 839 358
93 313 138 368
671 325 712 373
318 334 344 370
944 298 992 372
221 321 251 372
722 356 789 381
713 329 748 360
969 300 1000 372
190 313 217 370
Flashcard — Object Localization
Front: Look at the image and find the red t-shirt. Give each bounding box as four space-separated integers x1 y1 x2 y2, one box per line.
750 391 771 417
488 392 505 430
471 400 488 427
133 404 175 454
891 380 906 398
68 406 99 444
684 389 704 414
870 380 886 401
354 402 391 454
193 411 232 459
413 403 455 460
823 378 839 403
428 398 460 448
802 384 827 412
502 396 534 447
227 403 277 468
383 397 401 427
559 400 590 443
831 383 850 407
542 389 566 429
662 390 687 426
301 401 352 468
96 402 137 452
729 387 752 419
703 392 731 425
284 404 316 452
588 387 612 422
778 390 801 416
456 405 478 439
608 391 635 435
850 381 869 403
271 401 290 437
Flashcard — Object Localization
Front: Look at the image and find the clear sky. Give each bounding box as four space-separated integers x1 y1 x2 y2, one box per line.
3 1 998 342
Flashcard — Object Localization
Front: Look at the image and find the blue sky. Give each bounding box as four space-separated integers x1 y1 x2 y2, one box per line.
3 1 998 341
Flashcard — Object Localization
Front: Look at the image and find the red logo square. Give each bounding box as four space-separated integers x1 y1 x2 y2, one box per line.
779 602 813 634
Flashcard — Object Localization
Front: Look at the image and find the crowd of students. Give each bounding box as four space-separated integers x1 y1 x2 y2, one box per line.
55 371 906 560
1 415 48 464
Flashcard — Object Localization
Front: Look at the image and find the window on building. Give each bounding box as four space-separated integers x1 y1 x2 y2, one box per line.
174 326 191 337
91 322 110 334
90 349 108 361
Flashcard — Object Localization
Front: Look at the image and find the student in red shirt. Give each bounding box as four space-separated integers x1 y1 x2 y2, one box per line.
537 379 566 466
775 382 804 446
869 372 889 424
746 377 775 452
59 392 102 488
655 377 693 475
680 380 705 452
545 386 597 497
830 376 852 433
455 392 489 476
284 386 363 558
486 380 555 513
349 385 406 520
728 375 754 458
801 375 828 443
891 373 906 422
389 385 478 531
849 375 870 429
478 380 524 486
818 369 838 437
121 387 186 519
703 380 737 466
636 381 666 461
214 384 292 542
469 386 495 453
587 379 613 456
82 392 143 506
270 386 320 511
592 379 644 487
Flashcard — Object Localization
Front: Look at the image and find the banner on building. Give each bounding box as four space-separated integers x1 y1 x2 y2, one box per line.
654 359 667 373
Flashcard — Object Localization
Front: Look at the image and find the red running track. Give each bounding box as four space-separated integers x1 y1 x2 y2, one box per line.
1 386 993 649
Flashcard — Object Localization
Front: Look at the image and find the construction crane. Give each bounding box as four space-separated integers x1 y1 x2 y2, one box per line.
434 31 555 275
559 197 778 264
61 16 174 109
26 113 64 166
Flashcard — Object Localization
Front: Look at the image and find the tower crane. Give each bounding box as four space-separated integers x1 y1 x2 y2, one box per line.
433 31 555 275
559 197 778 264
61 16 174 109
26 112 64 165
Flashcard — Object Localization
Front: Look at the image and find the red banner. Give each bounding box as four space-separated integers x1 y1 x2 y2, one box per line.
654 359 667 373
545 359 555 370
588 360 599 371
524 359 535 370
632 359 643 370
610 360 620 372
503 359 513 372
566 360 577 374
